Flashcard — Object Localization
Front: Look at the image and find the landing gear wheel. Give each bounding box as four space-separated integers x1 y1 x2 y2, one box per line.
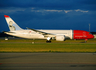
46 40 51 43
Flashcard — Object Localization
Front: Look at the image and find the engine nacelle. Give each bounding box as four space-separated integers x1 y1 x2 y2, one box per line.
56 35 65 41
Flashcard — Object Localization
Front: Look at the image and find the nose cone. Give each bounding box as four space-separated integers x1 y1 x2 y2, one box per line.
92 35 94 38
89 34 94 39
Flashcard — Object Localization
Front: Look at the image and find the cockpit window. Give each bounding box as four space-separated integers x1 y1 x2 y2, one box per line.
89 33 92 34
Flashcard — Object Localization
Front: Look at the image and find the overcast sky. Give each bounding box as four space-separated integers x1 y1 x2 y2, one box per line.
0 0 96 32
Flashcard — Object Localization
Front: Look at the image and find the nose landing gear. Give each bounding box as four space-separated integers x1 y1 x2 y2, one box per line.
85 39 88 43
46 40 51 43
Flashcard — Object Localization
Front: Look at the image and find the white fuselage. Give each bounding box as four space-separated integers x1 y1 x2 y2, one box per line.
6 29 73 39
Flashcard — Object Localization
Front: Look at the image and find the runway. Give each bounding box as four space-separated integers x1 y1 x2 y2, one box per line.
0 53 96 70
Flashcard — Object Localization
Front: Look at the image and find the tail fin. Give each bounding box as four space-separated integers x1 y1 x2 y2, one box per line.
4 15 23 31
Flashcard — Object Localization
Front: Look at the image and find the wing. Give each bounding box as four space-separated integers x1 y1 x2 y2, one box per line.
26 27 55 37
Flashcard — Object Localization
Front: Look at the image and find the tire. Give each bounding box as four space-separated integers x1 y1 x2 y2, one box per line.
46 40 51 43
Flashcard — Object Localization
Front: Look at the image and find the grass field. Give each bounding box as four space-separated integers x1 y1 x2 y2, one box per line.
0 38 96 53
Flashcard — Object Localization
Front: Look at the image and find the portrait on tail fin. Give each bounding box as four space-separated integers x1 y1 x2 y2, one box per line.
4 15 22 31
9 21 16 31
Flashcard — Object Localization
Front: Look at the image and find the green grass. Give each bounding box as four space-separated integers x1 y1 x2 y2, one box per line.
0 39 96 53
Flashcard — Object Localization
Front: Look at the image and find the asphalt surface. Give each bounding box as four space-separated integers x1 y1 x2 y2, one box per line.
0 53 96 70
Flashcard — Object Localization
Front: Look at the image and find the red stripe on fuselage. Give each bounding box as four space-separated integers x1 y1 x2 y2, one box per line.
73 30 94 39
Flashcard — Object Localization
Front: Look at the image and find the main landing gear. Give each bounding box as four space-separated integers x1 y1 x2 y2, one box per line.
46 40 51 43
46 37 52 43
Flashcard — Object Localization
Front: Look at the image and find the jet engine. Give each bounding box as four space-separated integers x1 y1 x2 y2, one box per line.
56 35 65 41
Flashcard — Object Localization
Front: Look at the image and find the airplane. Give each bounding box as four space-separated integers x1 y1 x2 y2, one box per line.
4 15 94 43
